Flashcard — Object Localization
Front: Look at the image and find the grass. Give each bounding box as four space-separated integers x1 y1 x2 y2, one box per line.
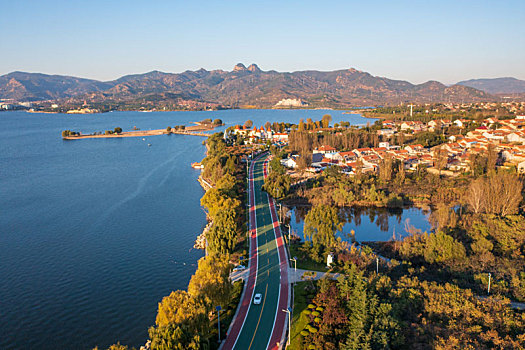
289 282 314 350
288 243 329 272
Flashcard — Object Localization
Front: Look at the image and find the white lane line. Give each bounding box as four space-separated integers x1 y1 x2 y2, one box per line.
232 156 260 349
263 157 285 350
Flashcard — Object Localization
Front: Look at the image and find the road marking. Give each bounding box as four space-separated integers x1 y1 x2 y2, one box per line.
263 160 289 350
231 157 259 350
248 283 269 350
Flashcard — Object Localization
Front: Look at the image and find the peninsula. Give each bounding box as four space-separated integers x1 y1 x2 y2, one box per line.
61 119 222 140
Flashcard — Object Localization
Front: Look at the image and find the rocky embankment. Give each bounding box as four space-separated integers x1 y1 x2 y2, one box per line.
194 174 213 251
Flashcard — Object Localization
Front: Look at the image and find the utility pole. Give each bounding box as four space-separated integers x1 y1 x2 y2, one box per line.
216 305 222 343
282 307 292 346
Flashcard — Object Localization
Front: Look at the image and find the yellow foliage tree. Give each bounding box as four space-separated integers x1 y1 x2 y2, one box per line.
155 290 207 330
188 254 231 309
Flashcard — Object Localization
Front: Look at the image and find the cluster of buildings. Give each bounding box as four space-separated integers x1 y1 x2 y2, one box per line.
228 114 525 175
435 116 525 173
379 118 464 134
230 125 289 144
282 143 433 175
0 101 32 110
279 115 525 175
441 101 525 114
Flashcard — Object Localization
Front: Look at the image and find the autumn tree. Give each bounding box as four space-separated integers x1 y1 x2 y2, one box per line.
243 119 253 129
155 290 207 330
298 119 306 132
188 254 231 309
466 177 485 214
466 172 522 216
378 156 394 182
434 147 448 174
321 114 332 128
485 172 522 216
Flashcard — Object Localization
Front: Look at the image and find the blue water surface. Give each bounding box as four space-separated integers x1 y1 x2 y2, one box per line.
0 109 373 349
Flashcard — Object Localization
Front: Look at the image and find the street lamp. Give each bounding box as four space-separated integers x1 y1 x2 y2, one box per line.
286 224 291 243
216 305 222 343
290 256 297 272
282 307 292 346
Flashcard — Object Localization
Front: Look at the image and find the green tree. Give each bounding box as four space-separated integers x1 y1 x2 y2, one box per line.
114 127 122 134
262 172 291 199
304 204 343 260
215 173 238 198
269 156 286 175
423 231 466 265
200 187 241 219
207 207 238 254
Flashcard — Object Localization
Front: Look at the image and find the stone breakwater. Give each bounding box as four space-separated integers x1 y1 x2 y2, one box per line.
195 174 213 251
194 221 212 250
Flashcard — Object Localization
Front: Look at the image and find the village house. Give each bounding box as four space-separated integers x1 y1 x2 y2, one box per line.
281 155 299 169
313 145 337 155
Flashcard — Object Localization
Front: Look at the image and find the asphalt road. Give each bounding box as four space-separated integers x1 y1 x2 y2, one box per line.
223 154 289 350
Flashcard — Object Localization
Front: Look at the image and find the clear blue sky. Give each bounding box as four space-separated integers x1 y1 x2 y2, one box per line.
1 0 524 84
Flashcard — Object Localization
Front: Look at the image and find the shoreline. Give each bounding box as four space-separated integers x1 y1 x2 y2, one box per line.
19 106 367 115
63 129 167 139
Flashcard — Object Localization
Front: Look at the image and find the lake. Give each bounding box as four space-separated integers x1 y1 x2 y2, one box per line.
0 109 373 350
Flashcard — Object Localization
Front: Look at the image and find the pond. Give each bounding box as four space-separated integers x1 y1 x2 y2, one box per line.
287 206 432 243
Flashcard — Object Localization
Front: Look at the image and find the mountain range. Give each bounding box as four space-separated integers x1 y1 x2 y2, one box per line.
457 77 525 95
1 64 522 108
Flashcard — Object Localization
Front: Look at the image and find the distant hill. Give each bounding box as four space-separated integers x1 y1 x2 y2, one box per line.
0 71 113 101
0 65 498 107
457 77 525 95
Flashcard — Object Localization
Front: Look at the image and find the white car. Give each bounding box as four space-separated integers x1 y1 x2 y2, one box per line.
233 265 246 272
253 293 262 305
